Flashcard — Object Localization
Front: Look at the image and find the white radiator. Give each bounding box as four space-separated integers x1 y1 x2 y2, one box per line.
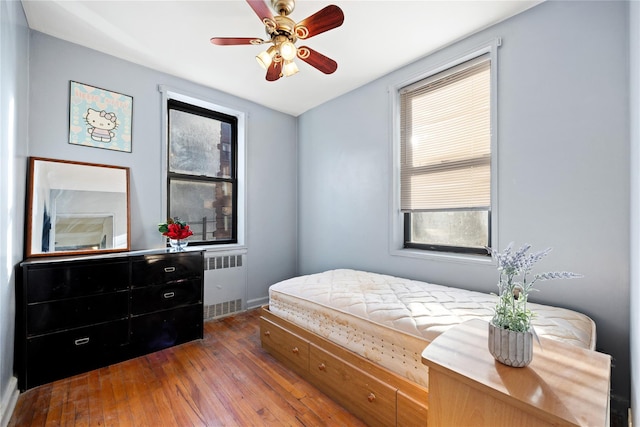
203 249 248 320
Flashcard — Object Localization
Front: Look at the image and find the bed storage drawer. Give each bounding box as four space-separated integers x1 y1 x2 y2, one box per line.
397 389 428 427
260 306 429 427
309 343 397 427
260 317 309 374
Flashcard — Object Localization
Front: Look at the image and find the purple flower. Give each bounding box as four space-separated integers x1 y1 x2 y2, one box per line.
486 243 582 332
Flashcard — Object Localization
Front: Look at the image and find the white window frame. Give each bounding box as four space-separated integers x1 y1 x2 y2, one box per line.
159 85 246 250
389 39 500 264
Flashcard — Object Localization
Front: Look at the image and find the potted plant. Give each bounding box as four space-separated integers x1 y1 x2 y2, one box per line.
486 243 581 367
158 217 193 250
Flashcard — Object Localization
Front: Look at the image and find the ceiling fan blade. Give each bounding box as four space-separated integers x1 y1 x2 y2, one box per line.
297 46 338 74
266 60 282 81
246 0 274 23
210 37 264 46
295 5 344 40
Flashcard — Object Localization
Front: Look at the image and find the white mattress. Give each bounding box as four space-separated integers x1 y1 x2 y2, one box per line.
268 269 596 388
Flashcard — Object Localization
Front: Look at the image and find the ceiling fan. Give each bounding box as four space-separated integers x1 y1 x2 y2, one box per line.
210 0 344 81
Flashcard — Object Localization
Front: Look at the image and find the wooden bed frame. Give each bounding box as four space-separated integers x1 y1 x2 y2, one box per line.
261 304 612 427
260 306 429 427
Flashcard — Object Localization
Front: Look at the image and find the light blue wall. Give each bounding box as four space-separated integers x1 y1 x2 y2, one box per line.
298 0 630 411
630 0 639 423
27 31 298 308
0 0 28 424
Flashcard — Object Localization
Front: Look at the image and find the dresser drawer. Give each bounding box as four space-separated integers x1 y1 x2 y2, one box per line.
131 278 202 315
260 317 309 374
26 260 129 303
27 291 129 335
130 304 203 355
131 252 203 287
309 343 397 427
26 319 129 389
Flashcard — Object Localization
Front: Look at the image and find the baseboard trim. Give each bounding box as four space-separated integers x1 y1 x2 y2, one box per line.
0 377 19 427
246 296 268 310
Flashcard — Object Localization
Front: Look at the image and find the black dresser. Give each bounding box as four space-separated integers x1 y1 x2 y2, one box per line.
15 249 204 390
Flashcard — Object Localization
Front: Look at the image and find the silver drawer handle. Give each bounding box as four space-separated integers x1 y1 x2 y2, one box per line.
74 337 90 346
164 267 176 273
163 292 175 299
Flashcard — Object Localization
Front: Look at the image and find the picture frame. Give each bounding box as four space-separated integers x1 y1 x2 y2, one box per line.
68 81 133 152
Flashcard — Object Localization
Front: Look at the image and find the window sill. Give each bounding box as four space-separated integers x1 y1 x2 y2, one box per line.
390 247 493 265
188 243 248 254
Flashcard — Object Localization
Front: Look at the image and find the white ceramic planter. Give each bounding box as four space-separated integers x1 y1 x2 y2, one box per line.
487 322 533 367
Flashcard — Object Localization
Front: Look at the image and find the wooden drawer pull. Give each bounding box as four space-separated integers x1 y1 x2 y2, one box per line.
292 347 299 354
163 292 175 299
367 393 376 403
74 337 90 346
318 363 326 371
264 330 271 336
164 267 176 273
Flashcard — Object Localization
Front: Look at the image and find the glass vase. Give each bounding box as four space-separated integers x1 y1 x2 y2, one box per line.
169 239 189 251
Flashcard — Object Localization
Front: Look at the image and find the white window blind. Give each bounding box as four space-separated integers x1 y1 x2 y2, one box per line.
400 54 491 212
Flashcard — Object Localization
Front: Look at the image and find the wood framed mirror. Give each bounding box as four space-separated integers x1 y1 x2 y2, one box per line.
26 157 130 258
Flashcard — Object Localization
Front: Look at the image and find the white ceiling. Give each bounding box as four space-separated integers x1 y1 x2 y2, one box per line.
21 0 542 116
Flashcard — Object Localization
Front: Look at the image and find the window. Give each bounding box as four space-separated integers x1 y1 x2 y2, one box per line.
399 53 492 255
167 99 237 245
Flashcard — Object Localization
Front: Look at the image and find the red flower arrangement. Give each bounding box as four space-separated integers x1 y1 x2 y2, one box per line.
158 217 193 240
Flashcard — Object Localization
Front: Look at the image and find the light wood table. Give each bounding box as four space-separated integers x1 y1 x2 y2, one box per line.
421 319 611 426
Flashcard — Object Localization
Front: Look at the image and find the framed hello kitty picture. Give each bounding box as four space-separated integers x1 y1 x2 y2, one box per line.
68 81 133 152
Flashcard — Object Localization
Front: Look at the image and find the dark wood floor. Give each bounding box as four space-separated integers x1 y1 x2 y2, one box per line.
9 309 367 426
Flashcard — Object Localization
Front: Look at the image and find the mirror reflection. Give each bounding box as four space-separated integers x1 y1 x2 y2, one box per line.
27 157 130 257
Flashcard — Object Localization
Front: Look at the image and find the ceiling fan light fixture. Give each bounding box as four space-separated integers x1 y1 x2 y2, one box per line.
256 45 277 69
279 40 297 61
282 59 299 77
211 0 345 81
